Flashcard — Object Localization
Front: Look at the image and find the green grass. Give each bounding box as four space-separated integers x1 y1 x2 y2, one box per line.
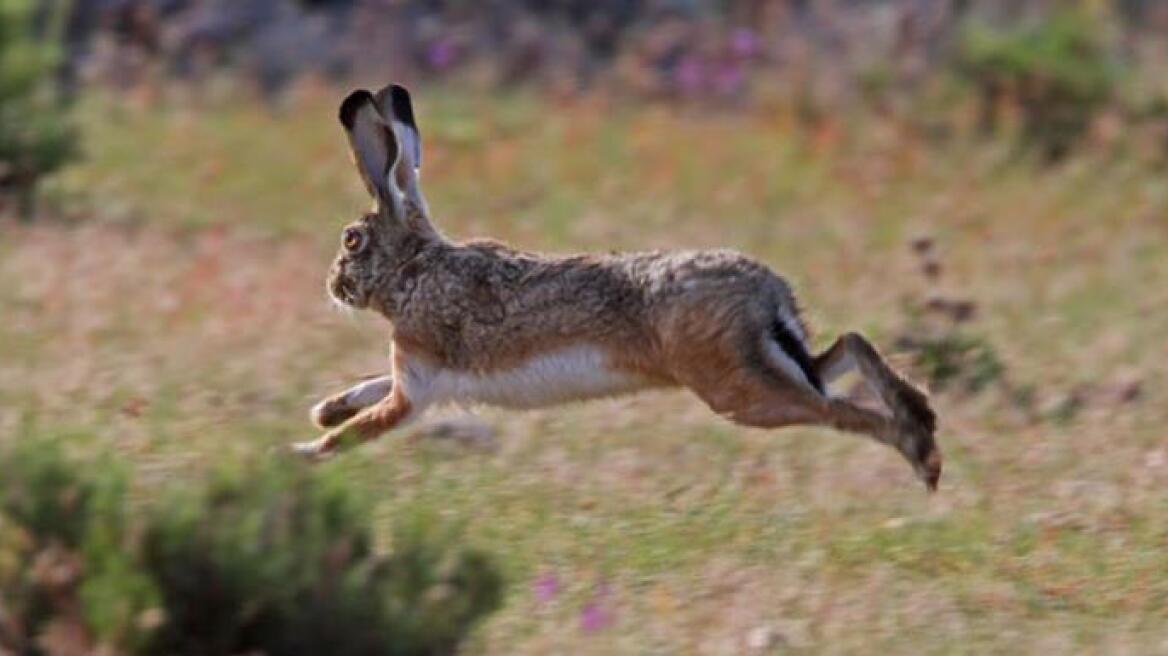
3 85 1168 653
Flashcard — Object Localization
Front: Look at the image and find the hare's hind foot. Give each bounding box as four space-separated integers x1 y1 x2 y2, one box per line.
813 332 941 491
310 374 394 428
887 410 941 492
886 378 941 491
820 396 940 492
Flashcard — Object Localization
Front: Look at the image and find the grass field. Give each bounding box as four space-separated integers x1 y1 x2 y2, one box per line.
3 86 1167 653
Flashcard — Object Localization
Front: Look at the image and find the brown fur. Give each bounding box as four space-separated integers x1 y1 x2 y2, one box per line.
296 85 941 492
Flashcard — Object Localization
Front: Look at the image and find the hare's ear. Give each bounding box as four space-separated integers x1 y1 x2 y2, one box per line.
339 89 402 210
373 84 427 212
375 84 421 171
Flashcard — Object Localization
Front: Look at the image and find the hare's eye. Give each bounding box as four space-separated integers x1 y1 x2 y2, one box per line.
342 227 366 253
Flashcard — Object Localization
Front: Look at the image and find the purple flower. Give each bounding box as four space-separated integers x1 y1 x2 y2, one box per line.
579 602 613 632
533 571 560 605
675 55 706 97
579 581 614 632
427 39 457 70
731 28 761 60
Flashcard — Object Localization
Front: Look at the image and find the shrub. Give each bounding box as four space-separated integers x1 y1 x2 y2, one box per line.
140 464 503 656
895 320 1005 395
958 9 1119 162
0 441 503 655
892 238 1008 396
0 0 78 217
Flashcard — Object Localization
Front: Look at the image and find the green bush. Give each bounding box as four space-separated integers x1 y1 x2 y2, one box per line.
958 9 1119 162
0 441 503 655
140 465 503 656
0 440 135 654
0 0 77 216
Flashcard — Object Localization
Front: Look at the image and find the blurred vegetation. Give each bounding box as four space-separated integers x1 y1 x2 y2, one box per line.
0 438 503 655
893 238 1007 396
958 9 1120 162
25 0 1168 167
897 307 1006 396
0 0 77 217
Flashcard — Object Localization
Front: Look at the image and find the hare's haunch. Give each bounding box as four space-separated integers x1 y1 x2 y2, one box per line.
295 85 941 492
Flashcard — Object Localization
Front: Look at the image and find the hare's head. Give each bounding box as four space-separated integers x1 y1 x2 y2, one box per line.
328 84 436 311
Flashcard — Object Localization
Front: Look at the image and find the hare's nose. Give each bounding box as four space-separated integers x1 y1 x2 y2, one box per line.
330 276 350 302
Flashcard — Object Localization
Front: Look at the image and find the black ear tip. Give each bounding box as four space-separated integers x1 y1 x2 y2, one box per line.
338 89 374 129
389 85 417 129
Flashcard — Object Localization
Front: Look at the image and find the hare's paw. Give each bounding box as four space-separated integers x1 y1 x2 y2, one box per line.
290 436 335 462
891 420 941 493
310 396 359 429
885 382 940 491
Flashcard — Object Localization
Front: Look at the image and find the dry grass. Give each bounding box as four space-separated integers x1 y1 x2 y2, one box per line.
2 86 1167 653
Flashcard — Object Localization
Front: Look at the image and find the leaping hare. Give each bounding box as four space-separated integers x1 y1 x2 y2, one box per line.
294 84 941 491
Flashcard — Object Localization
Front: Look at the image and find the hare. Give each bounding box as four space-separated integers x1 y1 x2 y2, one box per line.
294 84 941 491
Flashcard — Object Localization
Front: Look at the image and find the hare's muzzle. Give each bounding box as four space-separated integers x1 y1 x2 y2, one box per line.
327 267 360 308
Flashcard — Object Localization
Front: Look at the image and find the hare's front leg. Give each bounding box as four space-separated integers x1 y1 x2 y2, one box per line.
293 388 420 459
310 374 394 428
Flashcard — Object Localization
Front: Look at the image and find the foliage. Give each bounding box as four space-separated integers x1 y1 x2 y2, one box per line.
140 464 503 656
0 0 77 216
895 311 1006 394
0 440 137 654
892 239 1008 396
958 9 1120 162
0 440 503 655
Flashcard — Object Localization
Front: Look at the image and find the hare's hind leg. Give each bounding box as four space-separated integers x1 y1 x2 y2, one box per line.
310 374 393 428
680 331 940 490
718 382 940 491
814 332 936 438
813 332 940 489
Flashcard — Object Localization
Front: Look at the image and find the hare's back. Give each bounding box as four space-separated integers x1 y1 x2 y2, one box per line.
628 249 800 319
393 242 657 369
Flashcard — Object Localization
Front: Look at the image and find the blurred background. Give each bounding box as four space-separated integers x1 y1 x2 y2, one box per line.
1 0 1166 654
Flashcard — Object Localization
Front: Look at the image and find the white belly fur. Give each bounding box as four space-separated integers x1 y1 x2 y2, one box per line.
403 345 655 410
